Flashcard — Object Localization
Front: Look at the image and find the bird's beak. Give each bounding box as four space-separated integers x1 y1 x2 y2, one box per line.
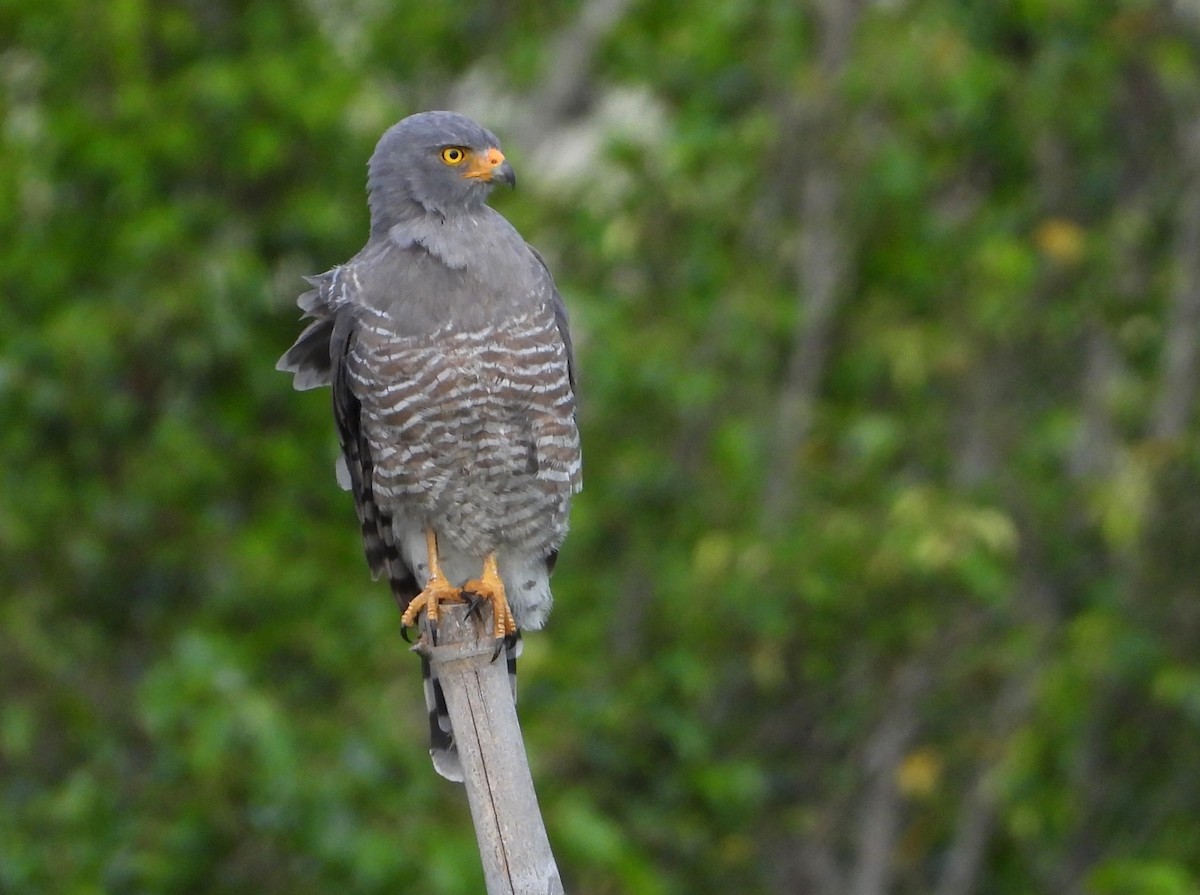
494 159 516 188
463 147 516 187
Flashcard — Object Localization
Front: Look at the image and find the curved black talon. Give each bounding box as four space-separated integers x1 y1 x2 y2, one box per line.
463 591 485 620
490 639 505 662
401 618 439 645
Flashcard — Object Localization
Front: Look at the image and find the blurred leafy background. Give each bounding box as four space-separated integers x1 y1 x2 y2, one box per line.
4 0 1200 892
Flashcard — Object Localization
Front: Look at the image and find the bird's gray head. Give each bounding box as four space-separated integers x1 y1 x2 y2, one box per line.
367 110 516 232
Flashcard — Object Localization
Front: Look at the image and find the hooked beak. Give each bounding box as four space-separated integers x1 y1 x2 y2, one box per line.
463 147 516 187
494 159 516 187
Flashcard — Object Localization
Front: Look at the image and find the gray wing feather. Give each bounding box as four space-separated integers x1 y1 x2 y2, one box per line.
525 244 578 577
528 244 577 396
276 272 345 390
277 263 419 604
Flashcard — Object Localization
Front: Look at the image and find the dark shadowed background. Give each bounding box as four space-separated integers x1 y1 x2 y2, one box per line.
3 1 1200 893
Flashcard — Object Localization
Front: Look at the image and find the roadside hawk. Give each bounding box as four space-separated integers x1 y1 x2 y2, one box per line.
277 111 582 781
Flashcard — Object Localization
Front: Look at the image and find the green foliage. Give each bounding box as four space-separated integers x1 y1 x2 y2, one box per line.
4 0 1200 892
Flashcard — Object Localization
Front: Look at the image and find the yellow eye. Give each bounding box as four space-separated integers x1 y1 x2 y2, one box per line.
440 146 467 165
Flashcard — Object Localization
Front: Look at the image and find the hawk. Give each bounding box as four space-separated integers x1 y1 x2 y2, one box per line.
277 111 582 781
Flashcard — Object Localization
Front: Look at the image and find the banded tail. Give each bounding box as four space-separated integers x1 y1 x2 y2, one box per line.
422 632 522 782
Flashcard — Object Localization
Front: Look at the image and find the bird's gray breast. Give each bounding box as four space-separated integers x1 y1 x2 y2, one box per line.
373 209 542 330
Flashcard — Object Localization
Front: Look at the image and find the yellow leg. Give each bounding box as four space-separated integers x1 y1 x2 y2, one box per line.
400 530 464 629
463 553 516 638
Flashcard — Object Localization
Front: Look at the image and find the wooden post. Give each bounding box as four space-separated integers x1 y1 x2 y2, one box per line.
415 604 565 895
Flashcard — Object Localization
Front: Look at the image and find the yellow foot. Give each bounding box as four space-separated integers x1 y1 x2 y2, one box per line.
463 553 516 639
400 575 465 630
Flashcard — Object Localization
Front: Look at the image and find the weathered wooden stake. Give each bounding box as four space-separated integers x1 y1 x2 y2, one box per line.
416 604 565 895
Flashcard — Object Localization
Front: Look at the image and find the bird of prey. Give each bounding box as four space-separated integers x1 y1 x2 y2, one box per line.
277 111 582 781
